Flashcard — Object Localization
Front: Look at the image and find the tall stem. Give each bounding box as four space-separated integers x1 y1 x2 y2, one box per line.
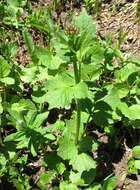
73 61 81 144
73 61 79 84
75 99 81 144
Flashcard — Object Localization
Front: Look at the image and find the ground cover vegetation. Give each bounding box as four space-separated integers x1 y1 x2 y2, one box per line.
1 0 140 189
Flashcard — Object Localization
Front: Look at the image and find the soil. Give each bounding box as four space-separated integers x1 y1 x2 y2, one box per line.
97 0 140 58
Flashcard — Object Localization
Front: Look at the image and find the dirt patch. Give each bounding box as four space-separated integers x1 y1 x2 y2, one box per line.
97 0 140 58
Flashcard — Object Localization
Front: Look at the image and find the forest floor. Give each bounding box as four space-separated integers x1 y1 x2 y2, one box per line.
97 0 140 57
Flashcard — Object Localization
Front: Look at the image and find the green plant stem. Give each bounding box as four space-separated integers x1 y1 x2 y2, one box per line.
73 61 81 144
78 61 81 81
73 61 80 84
75 99 81 144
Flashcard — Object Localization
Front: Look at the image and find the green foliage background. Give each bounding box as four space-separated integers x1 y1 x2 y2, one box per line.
0 0 140 189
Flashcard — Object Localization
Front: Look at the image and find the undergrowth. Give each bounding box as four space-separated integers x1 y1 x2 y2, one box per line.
0 0 140 190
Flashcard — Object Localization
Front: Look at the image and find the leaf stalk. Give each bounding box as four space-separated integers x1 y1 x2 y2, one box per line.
73 60 81 145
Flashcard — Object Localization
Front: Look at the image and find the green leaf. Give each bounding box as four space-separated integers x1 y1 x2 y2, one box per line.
37 67 49 81
17 137 29 149
44 153 66 174
28 127 52 156
4 131 25 142
60 181 78 190
0 154 8 175
102 177 117 190
2 142 17 160
37 171 56 190
135 160 140 170
74 81 89 98
70 153 96 173
51 30 69 58
72 9 96 60
68 152 96 186
32 91 48 104
20 66 37 83
57 135 78 160
73 8 96 40
92 98 114 127
16 154 28 165
0 56 11 78
115 63 137 82
128 105 140 120
11 99 35 112
86 183 102 190
22 29 34 55
7 0 26 7
91 42 105 63
103 87 121 110
81 62 102 81
34 47 64 70
0 77 15 84
79 136 99 153
50 120 65 132
29 140 37 157
70 169 96 186
33 111 49 128
114 83 129 99
103 87 130 119
7 109 27 129
133 146 140 159
45 73 89 108
45 133 55 140
69 171 85 186
128 159 138 175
